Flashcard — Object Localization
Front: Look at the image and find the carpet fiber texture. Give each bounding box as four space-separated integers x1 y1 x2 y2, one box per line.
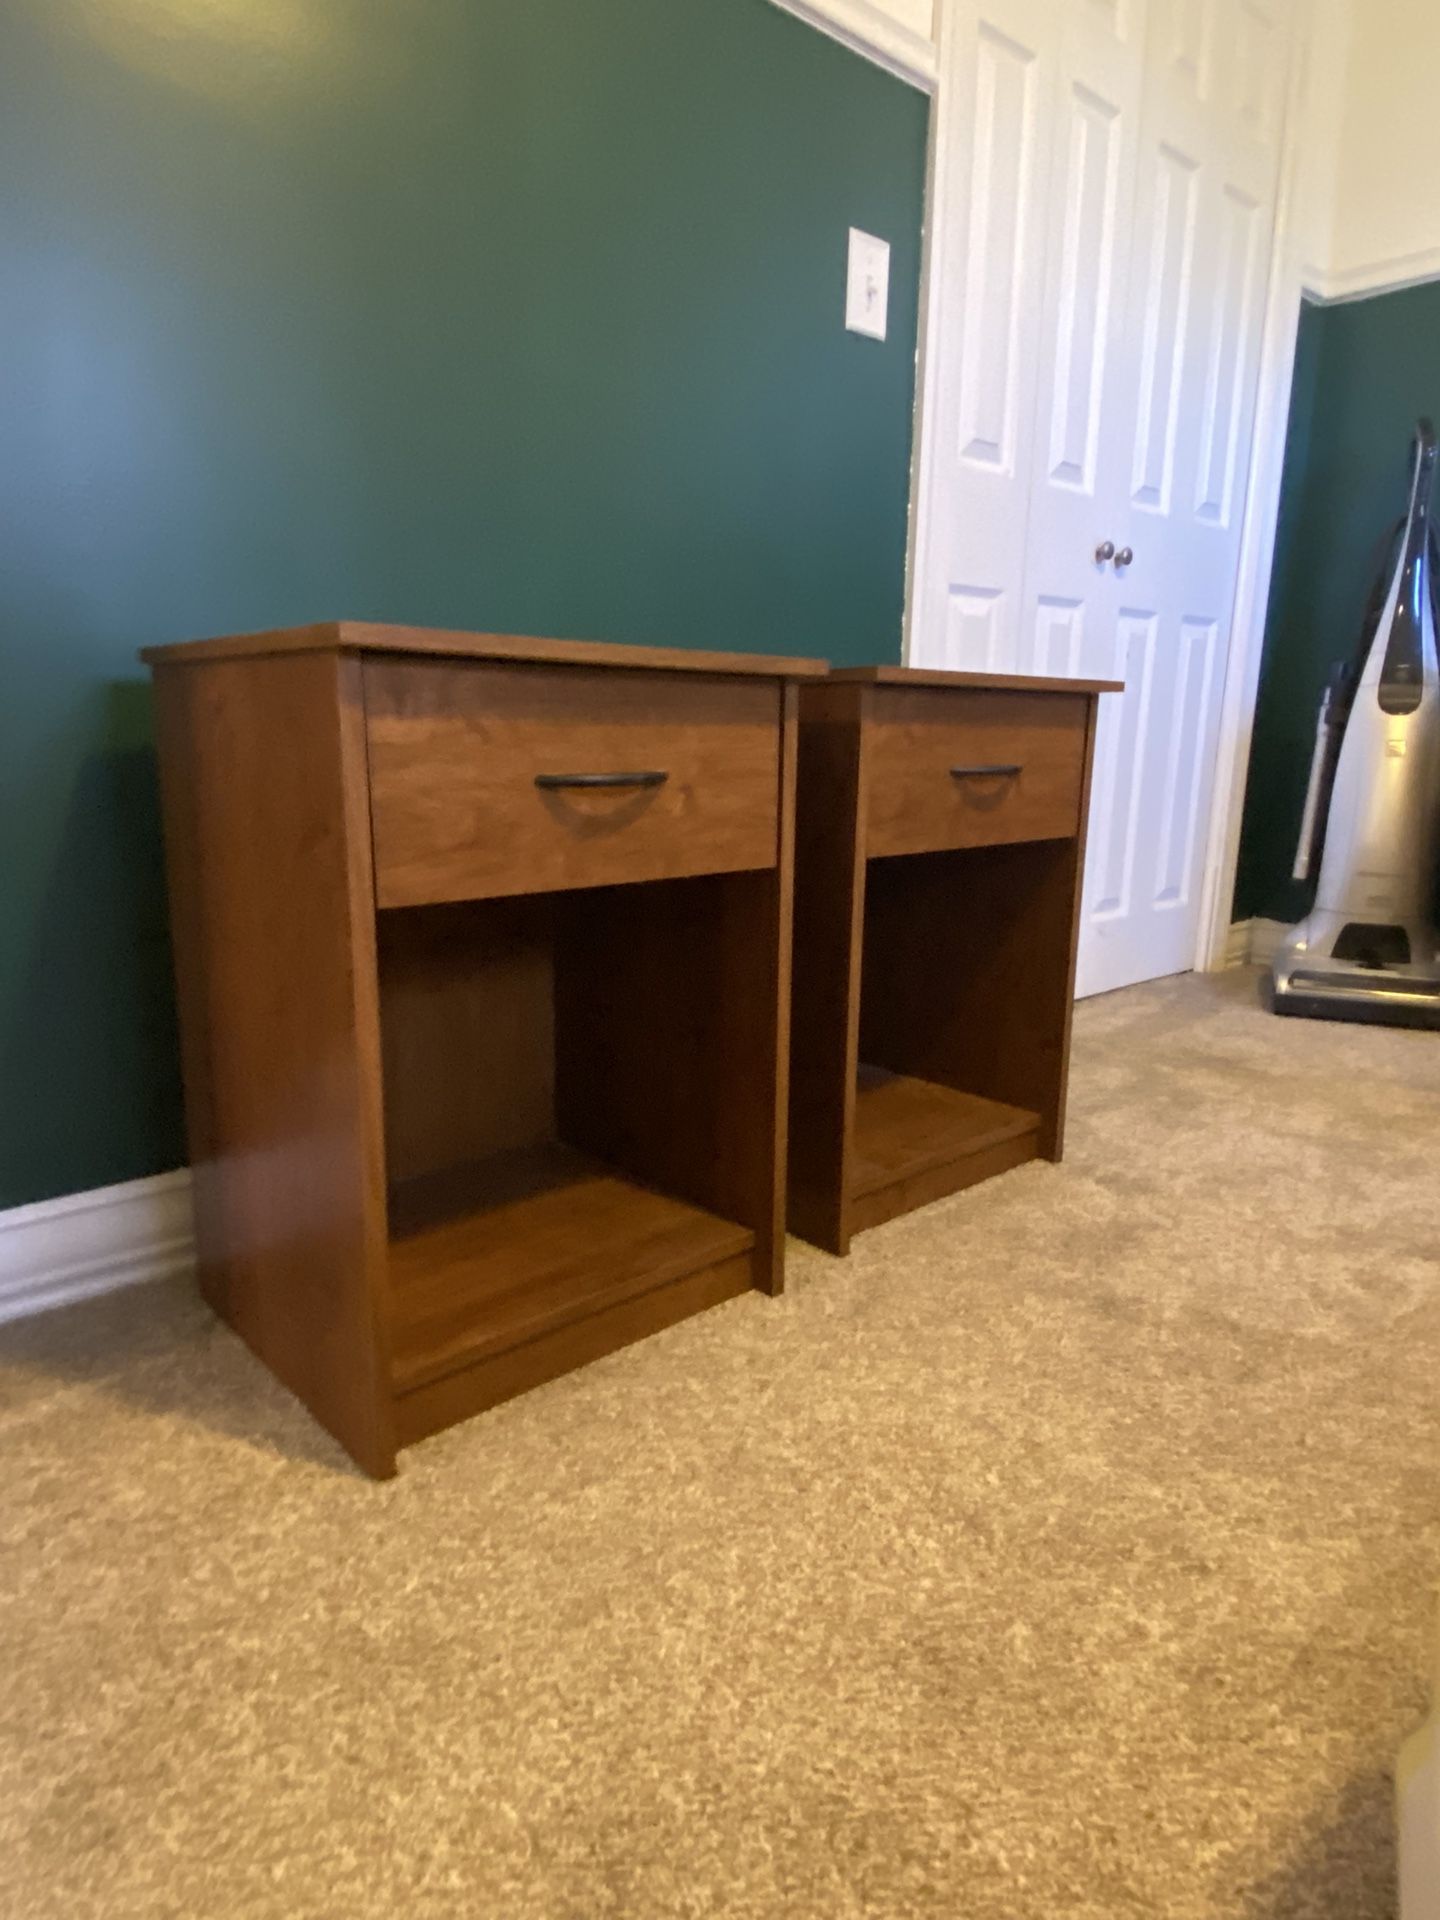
2 970 1438 1918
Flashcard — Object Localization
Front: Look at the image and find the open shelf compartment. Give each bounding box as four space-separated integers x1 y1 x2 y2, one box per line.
376 873 778 1423
850 1067 1039 1199
843 838 1077 1237
388 1144 753 1393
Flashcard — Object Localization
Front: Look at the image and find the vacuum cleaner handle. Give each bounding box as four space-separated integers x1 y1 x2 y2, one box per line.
1292 683 1335 883
1288 419 1435 889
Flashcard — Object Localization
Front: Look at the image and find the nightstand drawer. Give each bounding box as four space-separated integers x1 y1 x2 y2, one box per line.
365 660 782 906
865 688 1088 858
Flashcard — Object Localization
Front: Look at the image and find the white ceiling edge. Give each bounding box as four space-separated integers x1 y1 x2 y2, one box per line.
764 0 939 92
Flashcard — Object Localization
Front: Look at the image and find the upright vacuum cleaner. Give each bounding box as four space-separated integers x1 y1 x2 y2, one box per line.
1272 417 1440 1027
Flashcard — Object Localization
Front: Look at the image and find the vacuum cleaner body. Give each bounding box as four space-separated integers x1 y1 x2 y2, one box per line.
1273 420 1440 1028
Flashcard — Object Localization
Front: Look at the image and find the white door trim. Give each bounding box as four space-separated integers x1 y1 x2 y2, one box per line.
907 2 1317 981
764 0 940 90
902 0 953 653
1193 5 1311 972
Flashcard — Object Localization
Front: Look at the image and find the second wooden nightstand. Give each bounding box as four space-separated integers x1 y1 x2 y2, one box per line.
787 666 1120 1256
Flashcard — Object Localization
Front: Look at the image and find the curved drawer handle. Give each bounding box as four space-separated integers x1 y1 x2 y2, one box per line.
534 770 669 791
950 763 1022 779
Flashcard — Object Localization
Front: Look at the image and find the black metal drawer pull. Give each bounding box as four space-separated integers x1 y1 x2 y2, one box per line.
950 763 1021 779
534 770 669 791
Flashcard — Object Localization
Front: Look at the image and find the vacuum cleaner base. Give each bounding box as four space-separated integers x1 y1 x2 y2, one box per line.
1272 973 1440 1029
1272 922 1440 1029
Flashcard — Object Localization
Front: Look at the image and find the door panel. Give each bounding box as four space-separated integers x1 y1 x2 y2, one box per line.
1081 0 1136 32
957 24 1042 473
1042 80 1122 494
1033 595 1085 677
915 0 1055 672
1128 140 1200 515
1193 185 1262 527
1087 609 1156 923
1077 0 1290 995
914 0 1293 997
1162 0 1217 101
946 584 1007 669
1025 0 1145 570
1018 0 1146 776
1152 615 1220 905
1234 0 1284 143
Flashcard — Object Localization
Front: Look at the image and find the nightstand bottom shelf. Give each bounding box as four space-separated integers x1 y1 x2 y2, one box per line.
848 1069 1041 1236
388 1141 756 1445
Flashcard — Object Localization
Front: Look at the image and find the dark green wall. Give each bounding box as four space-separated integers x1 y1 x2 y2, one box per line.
0 0 928 1208
1234 281 1440 923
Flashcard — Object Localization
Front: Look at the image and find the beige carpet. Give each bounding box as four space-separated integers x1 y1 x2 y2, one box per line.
2 970 1438 1919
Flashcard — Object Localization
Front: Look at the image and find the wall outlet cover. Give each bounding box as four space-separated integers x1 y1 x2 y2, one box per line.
846 227 890 341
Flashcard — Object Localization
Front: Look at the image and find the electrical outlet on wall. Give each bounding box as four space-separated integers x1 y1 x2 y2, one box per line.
845 227 890 342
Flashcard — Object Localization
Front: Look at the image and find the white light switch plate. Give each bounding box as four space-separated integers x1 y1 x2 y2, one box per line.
846 227 890 341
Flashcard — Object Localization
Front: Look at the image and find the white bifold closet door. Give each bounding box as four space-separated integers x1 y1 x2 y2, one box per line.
913 0 1292 996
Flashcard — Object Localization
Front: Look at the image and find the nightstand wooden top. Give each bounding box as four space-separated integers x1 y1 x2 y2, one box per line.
826 665 1123 695
141 620 830 679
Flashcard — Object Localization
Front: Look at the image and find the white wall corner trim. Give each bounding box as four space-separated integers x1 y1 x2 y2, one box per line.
1246 917 1291 969
1222 919 1256 969
764 0 939 90
1218 917 1290 969
1302 244 1440 307
0 1169 195 1326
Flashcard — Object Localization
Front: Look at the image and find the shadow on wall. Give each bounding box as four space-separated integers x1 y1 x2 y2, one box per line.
0 681 185 1210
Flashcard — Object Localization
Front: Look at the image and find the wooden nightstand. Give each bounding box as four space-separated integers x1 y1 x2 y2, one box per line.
787 666 1120 1256
144 623 822 1477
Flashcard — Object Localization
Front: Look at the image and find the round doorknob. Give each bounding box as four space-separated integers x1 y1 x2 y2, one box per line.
1115 546 1134 568
1094 540 1115 563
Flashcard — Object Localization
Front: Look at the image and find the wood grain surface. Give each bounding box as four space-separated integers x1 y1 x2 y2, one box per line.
365 660 782 906
787 677 1106 1254
865 687 1088 859
151 654 397 1477
388 1143 754 1393
142 619 828 680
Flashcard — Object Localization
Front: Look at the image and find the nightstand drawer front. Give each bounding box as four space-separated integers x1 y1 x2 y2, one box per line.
366 661 781 906
865 689 1088 858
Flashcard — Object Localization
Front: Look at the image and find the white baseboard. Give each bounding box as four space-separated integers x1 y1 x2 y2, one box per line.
1247 917 1290 967
1219 916 1290 969
0 1169 195 1326
1222 918 1256 968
